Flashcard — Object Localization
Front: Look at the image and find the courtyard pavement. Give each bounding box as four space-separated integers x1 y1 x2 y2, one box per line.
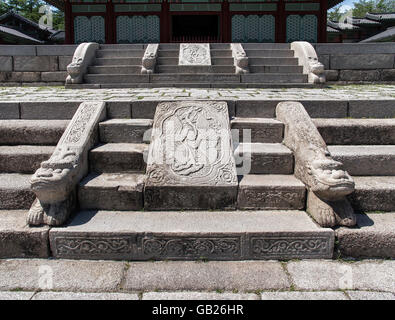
0 259 393 300
0 85 394 102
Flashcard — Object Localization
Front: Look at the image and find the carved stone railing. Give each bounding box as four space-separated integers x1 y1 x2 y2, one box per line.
291 41 325 84
276 101 356 227
141 43 159 74
27 101 106 226
231 43 249 74
66 42 99 84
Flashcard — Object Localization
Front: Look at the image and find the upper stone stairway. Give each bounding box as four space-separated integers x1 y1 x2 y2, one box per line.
77 43 310 88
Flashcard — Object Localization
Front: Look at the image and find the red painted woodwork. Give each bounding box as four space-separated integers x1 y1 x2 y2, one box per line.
66 0 327 44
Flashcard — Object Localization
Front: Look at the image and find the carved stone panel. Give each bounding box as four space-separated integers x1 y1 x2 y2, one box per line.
179 44 211 66
145 101 237 210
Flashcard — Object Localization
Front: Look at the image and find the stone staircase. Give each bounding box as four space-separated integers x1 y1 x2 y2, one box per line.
84 44 147 86
1 99 394 260
77 43 310 88
48 101 334 261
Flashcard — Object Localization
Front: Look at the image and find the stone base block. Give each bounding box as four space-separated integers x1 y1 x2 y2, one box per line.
49 210 334 260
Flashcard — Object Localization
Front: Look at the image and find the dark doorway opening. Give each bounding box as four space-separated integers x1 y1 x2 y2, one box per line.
171 15 219 42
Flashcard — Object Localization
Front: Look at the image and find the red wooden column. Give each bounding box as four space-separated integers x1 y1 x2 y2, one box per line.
161 0 170 43
222 0 231 43
64 0 72 44
318 0 328 43
106 0 115 44
277 0 286 42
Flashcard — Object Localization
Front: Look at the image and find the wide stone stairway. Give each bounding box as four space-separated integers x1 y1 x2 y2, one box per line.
77 43 309 88
49 100 333 261
0 98 394 260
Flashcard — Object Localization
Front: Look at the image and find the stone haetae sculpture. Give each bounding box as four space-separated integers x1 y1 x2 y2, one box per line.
66 42 99 84
291 41 325 84
276 101 356 227
230 43 249 74
27 101 106 226
141 44 159 74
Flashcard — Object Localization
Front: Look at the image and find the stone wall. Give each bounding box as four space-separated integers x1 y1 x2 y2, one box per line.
0 45 77 85
315 43 395 83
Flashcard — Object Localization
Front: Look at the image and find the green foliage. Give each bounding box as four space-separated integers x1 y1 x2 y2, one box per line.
0 0 64 30
328 0 395 21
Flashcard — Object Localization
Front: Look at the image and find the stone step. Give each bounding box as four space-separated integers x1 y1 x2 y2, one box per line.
314 119 395 145
78 173 145 211
0 145 54 173
237 174 306 210
241 74 308 83
88 66 141 74
99 119 153 144
157 57 178 65
0 210 49 258
93 57 142 66
158 50 179 58
234 143 293 174
149 74 240 83
0 120 68 145
328 145 395 176
245 50 294 58
249 65 303 74
156 65 235 74
100 44 145 50
0 173 35 209
96 49 144 58
212 57 234 65
49 210 334 260
336 212 395 259
242 43 291 50
231 118 284 143
89 143 147 173
248 57 299 66
210 50 232 57
84 74 149 84
348 176 395 212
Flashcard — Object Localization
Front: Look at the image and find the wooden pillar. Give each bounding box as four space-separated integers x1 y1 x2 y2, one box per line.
222 0 230 43
277 0 286 42
64 0 72 44
318 0 327 43
161 0 170 43
106 1 115 44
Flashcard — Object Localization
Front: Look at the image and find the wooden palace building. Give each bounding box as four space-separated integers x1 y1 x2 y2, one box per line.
48 0 342 44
